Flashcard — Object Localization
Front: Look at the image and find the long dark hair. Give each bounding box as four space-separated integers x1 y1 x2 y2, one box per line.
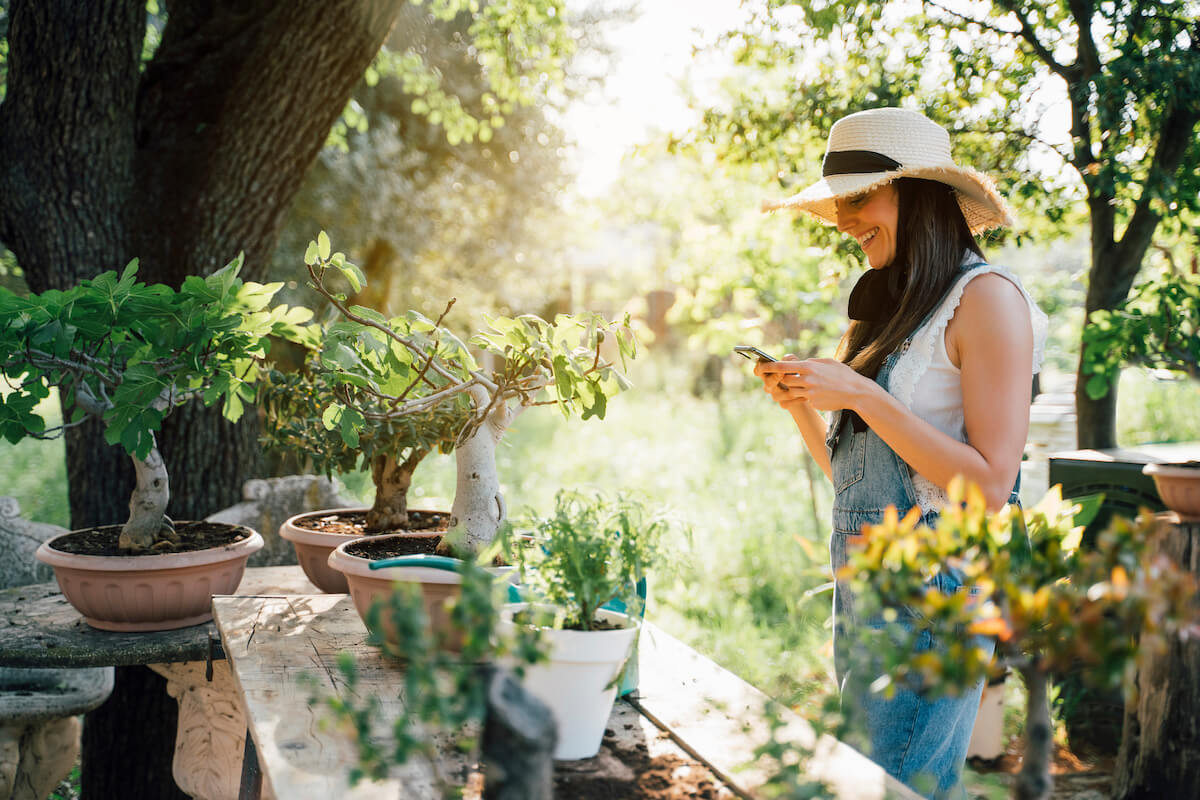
836 178 984 378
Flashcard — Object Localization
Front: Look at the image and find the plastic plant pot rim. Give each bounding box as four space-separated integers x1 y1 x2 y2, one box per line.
1144 462 1200 478
34 528 264 572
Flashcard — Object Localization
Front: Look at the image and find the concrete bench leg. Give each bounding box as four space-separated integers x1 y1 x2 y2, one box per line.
0 717 79 800
148 661 257 800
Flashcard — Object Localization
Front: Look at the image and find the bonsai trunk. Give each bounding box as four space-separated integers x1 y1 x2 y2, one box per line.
449 388 521 554
366 449 427 533
1016 664 1053 800
118 447 173 552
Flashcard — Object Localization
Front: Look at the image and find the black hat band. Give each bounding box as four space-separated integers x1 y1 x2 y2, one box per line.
822 150 902 177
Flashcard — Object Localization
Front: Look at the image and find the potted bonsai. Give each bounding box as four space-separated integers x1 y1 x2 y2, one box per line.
261 346 472 592
1083 267 1200 518
839 479 1196 800
285 234 637 632
0 257 314 630
499 489 669 760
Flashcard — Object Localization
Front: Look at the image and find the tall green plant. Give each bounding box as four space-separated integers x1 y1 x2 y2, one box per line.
0 256 312 549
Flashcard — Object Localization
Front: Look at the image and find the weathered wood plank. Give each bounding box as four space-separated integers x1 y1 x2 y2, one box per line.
213 593 471 799
0 566 317 668
633 621 923 800
213 594 739 800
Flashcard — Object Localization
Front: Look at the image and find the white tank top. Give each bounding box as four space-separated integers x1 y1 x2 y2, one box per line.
888 262 1048 513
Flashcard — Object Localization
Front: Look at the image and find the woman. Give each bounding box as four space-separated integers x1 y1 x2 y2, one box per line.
755 108 1047 798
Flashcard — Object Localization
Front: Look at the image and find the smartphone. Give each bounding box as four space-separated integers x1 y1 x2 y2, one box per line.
733 345 778 362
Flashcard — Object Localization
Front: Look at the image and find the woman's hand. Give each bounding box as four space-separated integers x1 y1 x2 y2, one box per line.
756 357 876 413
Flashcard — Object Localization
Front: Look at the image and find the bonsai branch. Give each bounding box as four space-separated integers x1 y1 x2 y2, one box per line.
306 262 500 394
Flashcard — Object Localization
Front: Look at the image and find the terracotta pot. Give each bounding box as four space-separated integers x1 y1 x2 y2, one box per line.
279 508 450 593
34 524 263 632
326 533 463 650
1144 463 1200 521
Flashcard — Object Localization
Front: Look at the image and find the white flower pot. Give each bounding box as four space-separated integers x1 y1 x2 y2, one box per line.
498 603 640 760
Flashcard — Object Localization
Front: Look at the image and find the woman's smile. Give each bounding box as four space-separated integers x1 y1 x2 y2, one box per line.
836 184 899 268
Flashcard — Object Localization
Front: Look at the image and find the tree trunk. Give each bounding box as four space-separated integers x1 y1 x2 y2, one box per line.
448 388 517 554
120 447 172 551
1075 242 1136 450
82 666 188 800
366 449 426 532
1016 665 1053 800
1113 518 1200 799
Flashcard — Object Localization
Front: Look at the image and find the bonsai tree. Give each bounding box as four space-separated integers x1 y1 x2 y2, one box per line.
1082 268 1200 399
259 345 473 534
0 257 313 551
839 479 1196 800
296 232 637 554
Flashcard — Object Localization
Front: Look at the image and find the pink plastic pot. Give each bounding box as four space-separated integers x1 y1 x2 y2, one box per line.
35 524 263 632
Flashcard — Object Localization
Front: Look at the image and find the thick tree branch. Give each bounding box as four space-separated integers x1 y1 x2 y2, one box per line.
987 0 1075 80
1112 102 1200 283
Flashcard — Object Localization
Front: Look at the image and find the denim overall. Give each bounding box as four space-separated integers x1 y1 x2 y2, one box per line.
825 266 1019 799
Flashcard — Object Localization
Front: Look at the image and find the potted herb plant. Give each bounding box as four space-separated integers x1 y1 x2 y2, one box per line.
839 479 1195 800
1083 268 1200 518
282 234 636 634
499 490 669 760
0 257 313 630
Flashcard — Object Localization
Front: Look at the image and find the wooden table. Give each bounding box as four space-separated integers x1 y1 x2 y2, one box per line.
213 593 920 800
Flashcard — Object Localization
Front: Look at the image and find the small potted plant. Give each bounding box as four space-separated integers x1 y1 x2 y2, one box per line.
499 490 669 760
0 257 313 630
284 234 637 636
839 479 1196 799
1083 268 1200 518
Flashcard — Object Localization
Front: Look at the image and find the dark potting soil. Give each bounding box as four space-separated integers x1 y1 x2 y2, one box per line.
552 730 728 800
511 609 627 632
49 522 252 557
296 509 451 538
343 535 441 560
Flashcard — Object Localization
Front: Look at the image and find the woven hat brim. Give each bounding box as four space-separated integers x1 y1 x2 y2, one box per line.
762 165 1014 235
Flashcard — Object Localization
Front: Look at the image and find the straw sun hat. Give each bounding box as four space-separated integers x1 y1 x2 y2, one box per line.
764 107 1015 234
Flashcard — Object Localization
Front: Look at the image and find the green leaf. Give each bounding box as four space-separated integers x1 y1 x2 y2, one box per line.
304 241 319 265
318 231 331 261
322 403 344 431
1085 374 1112 400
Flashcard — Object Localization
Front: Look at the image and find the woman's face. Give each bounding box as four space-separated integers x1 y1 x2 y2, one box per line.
835 184 900 269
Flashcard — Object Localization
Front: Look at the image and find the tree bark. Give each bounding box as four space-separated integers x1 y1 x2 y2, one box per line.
449 388 518 554
120 447 173 551
82 666 188 800
1016 665 1053 800
366 449 426 532
1113 518 1200 799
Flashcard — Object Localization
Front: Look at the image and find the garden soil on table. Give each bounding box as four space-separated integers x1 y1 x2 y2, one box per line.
49 522 251 556
552 728 733 800
297 509 451 538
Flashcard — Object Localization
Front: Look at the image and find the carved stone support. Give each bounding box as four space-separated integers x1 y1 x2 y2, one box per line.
147 661 251 800
0 717 80 800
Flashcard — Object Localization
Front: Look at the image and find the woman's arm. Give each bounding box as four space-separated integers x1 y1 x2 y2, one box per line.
760 274 1033 510
754 357 833 482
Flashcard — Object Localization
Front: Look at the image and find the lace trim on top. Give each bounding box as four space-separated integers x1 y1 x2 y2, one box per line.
890 264 1050 513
